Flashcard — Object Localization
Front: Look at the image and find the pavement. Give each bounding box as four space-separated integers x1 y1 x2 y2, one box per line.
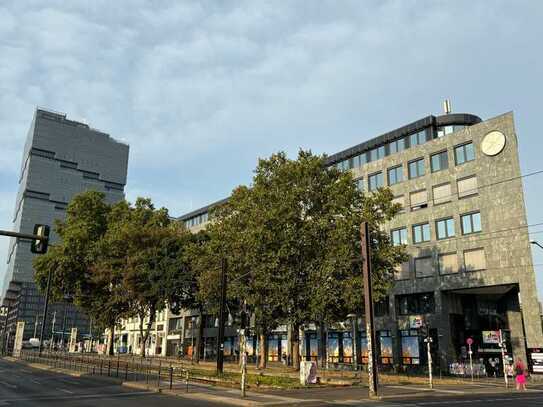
3 357 543 406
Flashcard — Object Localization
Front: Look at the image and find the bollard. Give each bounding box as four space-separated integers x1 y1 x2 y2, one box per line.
108 359 111 376
116 357 120 378
146 361 149 384
125 362 128 380
185 370 189 393
169 365 173 390
100 359 103 376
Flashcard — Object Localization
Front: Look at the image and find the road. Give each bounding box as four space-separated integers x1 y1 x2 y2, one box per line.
0 358 222 406
2 358 543 406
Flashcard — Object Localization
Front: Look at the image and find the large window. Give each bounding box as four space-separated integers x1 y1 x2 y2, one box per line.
369 146 385 162
432 183 451 205
397 292 435 315
392 195 405 213
353 153 367 168
438 252 459 275
355 177 364 192
454 142 475 165
394 261 410 280
461 212 482 235
436 217 455 239
412 223 430 243
464 248 486 271
368 172 384 191
431 150 449 173
389 138 406 154
409 130 426 147
387 165 403 185
374 297 389 317
408 158 425 179
415 257 434 278
391 227 408 246
410 190 428 211
458 175 478 198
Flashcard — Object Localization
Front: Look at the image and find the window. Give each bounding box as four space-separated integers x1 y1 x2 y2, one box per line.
409 130 427 146
374 297 389 317
408 158 425 179
437 125 466 137
432 183 451 205
389 138 406 154
394 261 410 280
436 218 455 239
464 248 486 271
391 227 408 246
412 223 430 243
397 292 435 315
415 257 434 278
410 190 427 211
454 142 475 165
368 172 384 191
353 153 367 168
392 195 405 213
458 175 478 198
369 146 385 162
355 177 364 192
438 253 459 275
431 151 449 173
461 212 482 235
387 165 403 185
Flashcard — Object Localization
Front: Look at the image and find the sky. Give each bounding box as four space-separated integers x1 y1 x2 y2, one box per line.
1 1 543 295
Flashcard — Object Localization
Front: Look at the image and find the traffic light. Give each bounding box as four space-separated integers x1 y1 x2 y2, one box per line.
30 224 50 254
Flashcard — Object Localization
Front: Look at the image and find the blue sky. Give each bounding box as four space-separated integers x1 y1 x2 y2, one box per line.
1 1 543 295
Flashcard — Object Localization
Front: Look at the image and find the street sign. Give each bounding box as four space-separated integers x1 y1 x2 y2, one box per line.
466 337 474 346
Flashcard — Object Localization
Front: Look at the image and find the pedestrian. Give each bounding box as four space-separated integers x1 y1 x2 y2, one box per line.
514 360 527 391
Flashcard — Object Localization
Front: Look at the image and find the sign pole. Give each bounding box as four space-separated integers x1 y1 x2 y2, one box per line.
499 330 508 388
425 337 433 389
467 338 474 381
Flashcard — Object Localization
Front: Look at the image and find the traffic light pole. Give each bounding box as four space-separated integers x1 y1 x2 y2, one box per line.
360 222 378 398
38 268 53 356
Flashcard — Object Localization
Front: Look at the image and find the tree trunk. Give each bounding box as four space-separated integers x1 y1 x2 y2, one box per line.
291 323 301 371
107 324 115 356
319 322 327 368
139 308 156 358
195 310 204 364
258 331 267 369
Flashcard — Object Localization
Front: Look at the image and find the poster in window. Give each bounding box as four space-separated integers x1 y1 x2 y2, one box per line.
402 336 420 364
482 330 500 344
309 335 318 359
327 335 339 362
360 337 368 363
380 336 393 364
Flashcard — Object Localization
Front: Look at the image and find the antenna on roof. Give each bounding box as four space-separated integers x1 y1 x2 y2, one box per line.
443 99 452 115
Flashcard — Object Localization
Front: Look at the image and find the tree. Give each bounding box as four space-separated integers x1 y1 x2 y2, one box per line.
203 150 406 369
112 198 194 357
34 191 132 355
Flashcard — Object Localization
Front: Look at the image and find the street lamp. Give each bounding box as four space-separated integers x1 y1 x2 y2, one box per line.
531 241 543 250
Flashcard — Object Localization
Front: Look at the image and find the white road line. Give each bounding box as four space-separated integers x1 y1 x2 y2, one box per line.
0 381 16 389
30 379 41 385
57 388 74 394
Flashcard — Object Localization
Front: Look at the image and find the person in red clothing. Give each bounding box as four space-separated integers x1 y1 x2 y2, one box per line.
515 360 527 391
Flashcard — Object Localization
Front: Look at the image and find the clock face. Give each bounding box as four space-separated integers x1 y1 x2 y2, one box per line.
481 131 506 156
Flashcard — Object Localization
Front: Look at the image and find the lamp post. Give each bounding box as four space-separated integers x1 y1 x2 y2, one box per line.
424 336 433 389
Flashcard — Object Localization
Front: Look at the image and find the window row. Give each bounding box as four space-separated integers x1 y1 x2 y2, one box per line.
390 211 481 245
335 129 471 174
353 142 475 192
184 212 209 228
385 175 478 214
394 248 486 280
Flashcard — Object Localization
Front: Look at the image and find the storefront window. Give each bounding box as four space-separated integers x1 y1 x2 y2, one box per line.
400 330 420 365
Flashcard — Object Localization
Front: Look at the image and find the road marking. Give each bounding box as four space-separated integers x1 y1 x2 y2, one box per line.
0 381 16 389
30 379 41 384
0 390 153 404
57 388 74 394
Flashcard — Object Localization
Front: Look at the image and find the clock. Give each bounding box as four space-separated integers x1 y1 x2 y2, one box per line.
481 130 506 156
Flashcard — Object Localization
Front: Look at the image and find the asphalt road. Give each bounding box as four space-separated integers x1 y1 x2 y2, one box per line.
0 359 223 406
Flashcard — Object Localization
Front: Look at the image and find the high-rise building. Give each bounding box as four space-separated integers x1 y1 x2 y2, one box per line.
1 108 129 344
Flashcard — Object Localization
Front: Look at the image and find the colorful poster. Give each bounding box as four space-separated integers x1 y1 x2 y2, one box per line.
309 335 318 359
69 328 78 352
360 337 368 363
401 336 420 364
409 315 423 329
380 336 393 364
482 330 500 344
327 335 339 362
13 321 25 357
